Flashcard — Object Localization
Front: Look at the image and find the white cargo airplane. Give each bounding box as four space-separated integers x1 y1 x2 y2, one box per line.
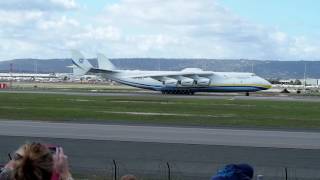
71 51 271 95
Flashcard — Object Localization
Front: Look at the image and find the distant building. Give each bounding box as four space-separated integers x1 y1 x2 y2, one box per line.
278 78 320 87
0 73 57 82
278 79 299 85
302 78 320 86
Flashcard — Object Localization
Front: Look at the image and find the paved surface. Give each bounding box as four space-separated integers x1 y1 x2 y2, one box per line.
1 89 320 102
1 120 320 149
1 136 320 180
1 91 320 179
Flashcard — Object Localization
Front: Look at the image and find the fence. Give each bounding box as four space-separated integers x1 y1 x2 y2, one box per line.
68 158 320 180
2 155 320 180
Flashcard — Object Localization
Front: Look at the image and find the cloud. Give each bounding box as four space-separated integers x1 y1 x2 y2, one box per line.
0 0 77 11
0 0 80 60
0 0 319 60
95 0 320 60
73 26 121 41
288 36 320 60
95 0 268 58
0 10 43 26
37 16 79 30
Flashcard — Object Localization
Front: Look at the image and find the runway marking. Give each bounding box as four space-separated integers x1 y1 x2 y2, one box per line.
110 100 176 104
72 99 95 102
109 100 256 107
99 111 235 118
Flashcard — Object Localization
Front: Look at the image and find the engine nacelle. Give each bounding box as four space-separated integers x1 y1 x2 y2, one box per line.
195 78 211 86
163 79 178 87
180 78 195 86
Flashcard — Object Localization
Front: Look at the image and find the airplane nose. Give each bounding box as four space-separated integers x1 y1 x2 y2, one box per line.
262 78 272 89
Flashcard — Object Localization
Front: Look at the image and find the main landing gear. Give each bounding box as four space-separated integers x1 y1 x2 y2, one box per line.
245 92 250 96
161 90 195 95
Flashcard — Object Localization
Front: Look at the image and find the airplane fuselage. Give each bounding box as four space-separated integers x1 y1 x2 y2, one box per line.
99 69 271 94
71 51 271 95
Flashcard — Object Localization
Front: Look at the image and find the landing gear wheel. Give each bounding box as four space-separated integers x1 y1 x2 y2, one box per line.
245 92 250 96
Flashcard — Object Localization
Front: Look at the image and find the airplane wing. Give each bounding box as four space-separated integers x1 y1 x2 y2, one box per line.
129 71 214 81
88 68 120 74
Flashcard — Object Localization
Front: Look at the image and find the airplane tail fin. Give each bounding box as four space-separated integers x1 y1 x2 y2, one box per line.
71 50 93 76
97 53 116 71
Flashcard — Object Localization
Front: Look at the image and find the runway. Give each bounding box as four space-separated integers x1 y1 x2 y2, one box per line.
1 89 320 102
0 120 320 149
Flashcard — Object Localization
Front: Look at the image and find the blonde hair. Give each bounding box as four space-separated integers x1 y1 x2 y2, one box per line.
13 142 53 180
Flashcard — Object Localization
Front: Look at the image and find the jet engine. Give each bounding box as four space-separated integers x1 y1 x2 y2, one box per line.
180 78 195 86
163 79 178 87
195 77 211 86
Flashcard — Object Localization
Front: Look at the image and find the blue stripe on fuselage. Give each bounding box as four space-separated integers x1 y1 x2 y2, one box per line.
110 77 267 92
110 77 162 90
160 86 266 92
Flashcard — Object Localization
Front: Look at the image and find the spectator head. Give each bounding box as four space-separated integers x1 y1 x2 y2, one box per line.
120 174 138 180
13 142 53 180
236 164 254 178
211 163 254 180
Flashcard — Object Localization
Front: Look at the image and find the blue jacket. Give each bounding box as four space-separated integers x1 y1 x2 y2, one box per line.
211 164 253 180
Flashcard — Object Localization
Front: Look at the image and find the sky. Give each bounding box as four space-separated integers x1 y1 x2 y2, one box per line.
0 0 319 61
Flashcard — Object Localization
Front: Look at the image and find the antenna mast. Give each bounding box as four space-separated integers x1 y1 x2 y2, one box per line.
304 63 307 91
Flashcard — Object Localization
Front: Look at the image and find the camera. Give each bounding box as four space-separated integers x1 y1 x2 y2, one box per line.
45 144 60 154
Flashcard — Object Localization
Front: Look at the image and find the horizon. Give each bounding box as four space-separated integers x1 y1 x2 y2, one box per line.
2 57 320 62
0 0 319 61
4 56 319 62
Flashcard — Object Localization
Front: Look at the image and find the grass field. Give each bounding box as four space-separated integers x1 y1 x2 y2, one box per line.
1 92 320 129
10 82 141 93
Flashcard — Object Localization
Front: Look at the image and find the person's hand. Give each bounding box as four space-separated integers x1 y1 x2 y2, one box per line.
53 147 72 180
4 160 16 169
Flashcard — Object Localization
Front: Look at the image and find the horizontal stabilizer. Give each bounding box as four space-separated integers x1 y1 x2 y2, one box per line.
97 53 116 71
